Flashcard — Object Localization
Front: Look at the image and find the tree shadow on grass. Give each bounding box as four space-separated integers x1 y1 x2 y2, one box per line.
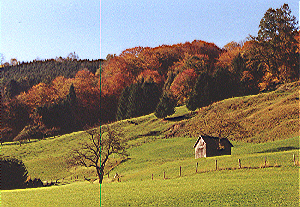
258 146 299 153
164 112 197 122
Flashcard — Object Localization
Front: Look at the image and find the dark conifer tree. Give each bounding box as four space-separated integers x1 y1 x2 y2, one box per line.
154 92 176 118
186 72 214 111
212 68 238 101
116 79 161 120
140 79 161 115
231 53 246 78
66 84 77 105
116 86 131 120
249 3 298 82
125 81 144 118
4 80 20 100
36 84 78 133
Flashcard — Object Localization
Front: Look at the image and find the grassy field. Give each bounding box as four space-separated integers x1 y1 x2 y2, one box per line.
1 131 93 182
102 166 298 206
1 82 299 206
101 136 299 206
2 136 299 206
1 182 100 207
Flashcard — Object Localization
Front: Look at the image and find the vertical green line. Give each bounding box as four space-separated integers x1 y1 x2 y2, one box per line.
99 1 102 206
0 2 2 206
99 59 102 206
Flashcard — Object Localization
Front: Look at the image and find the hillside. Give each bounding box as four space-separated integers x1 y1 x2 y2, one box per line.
109 81 299 144
1 81 298 181
175 81 299 142
1 81 299 206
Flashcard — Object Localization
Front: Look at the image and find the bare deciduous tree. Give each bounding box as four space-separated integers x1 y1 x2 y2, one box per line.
71 127 127 184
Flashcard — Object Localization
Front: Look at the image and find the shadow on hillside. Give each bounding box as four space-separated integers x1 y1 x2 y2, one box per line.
120 157 131 164
164 112 197 122
258 146 299 153
2 140 40 146
138 131 161 137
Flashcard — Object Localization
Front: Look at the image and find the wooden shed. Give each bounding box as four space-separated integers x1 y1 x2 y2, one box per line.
193 135 233 158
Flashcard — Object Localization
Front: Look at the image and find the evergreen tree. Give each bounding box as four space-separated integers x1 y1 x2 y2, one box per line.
155 92 176 118
186 72 214 111
116 79 161 120
125 81 144 118
66 84 77 105
4 79 20 100
140 79 161 115
116 86 131 120
212 68 238 101
231 53 246 78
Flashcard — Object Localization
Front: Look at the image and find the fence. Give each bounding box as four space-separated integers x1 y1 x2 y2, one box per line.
155 154 299 180
106 153 299 182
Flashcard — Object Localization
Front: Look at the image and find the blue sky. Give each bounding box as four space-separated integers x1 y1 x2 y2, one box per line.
1 0 100 62
101 0 298 59
1 0 298 62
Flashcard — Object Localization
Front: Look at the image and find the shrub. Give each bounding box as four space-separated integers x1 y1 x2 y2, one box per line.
1 156 29 190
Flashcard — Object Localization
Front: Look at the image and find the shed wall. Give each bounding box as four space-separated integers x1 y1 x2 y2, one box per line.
195 139 206 158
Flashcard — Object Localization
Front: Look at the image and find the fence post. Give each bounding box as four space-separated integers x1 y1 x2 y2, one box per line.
164 171 166 179
179 166 181 177
238 159 241 169
108 172 109 178
152 174 153 180
264 157 267 167
293 154 296 165
215 160 218 170
196 162 198 173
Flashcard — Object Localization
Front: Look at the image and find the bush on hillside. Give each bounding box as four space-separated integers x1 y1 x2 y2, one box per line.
1 157 29 190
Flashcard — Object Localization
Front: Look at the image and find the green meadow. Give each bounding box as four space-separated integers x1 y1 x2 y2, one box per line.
1 82 299 206
102 166 298 206
1 182 100 207
2 136 299 206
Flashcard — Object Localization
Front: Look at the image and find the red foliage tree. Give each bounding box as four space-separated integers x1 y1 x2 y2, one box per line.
170 68 197 105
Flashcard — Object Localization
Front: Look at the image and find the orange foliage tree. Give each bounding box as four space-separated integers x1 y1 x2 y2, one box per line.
170 68 197 105
17 83 57 108
216 41 243 71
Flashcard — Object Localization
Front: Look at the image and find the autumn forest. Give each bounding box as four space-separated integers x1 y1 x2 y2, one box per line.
1 4 298 143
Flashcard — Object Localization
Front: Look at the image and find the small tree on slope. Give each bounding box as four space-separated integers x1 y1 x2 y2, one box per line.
71 127 127 184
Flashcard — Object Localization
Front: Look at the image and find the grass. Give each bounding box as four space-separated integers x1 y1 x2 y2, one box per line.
103 135 299 206
104 136 299 183
2 136 299 206
99 136 299 206
1 131 98 182
102 166 298 206
1 182 100 207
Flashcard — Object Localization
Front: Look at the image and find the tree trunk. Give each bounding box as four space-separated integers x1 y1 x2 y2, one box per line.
97 166 104 184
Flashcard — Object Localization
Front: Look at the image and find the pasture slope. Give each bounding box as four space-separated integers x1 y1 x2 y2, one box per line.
1 81 299 206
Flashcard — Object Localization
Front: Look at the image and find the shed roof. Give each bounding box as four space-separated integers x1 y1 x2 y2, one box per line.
193 135 233 148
